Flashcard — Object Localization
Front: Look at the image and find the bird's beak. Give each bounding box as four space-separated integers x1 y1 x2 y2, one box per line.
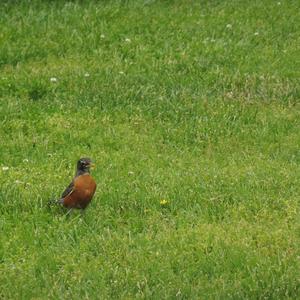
89 163 95 170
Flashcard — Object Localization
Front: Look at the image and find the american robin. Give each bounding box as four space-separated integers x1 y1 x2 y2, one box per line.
49 157 97 214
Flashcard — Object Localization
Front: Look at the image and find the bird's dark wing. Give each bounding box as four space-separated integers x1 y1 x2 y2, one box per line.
61 180 75 198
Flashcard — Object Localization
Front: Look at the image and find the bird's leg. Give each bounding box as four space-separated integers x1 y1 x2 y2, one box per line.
66 208 73 216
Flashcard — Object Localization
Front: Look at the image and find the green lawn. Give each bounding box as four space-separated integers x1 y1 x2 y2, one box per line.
0 0 299 299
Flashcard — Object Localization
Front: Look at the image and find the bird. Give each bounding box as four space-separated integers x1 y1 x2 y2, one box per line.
49 157 97 215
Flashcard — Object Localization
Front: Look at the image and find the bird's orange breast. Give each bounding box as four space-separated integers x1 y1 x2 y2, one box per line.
63 174 97 209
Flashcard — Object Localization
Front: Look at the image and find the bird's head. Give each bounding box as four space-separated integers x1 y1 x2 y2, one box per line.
76 157 95 174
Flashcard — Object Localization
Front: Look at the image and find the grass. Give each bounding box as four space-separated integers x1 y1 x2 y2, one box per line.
0 0 299 299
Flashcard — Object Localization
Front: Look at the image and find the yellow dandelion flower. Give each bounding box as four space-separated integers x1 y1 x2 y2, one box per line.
160 199 168 206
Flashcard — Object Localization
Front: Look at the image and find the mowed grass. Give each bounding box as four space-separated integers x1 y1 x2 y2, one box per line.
0 0 300 298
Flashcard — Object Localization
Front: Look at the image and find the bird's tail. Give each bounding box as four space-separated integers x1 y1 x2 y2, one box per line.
47 198 63 207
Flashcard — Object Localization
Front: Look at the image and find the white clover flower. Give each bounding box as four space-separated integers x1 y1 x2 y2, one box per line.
100 34 105 38
254 32 259 36
84 73 90 77
125 38 131 43
2 166 9 171
119 71 124 75
23 159 29 163
226 24 232 29
50 77 57 82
